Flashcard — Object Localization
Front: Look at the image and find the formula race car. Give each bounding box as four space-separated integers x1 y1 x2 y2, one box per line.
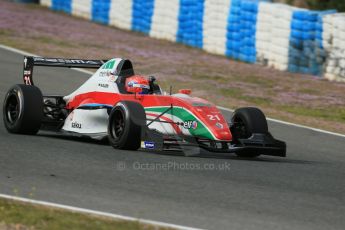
3 56 286 158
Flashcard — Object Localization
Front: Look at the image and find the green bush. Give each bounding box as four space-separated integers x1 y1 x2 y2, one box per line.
278 0 345 12
305 0 345 12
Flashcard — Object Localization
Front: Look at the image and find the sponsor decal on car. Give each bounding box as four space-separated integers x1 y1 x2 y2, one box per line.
192 102 211 107
207 114 221 121
98 83 109 88
99 71 111 77
180 120 198 130
71 121 82 129
127 81 150 89
23 75 32 85
215 122 224 129
33 57 99 65
102 60 116 70
141 141 155 149
24 57 28 68
108 75 116 82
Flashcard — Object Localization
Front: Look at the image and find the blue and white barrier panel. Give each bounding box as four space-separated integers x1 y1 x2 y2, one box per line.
39 0 344 82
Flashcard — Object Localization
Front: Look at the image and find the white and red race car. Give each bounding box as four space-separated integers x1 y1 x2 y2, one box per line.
3 56 286 157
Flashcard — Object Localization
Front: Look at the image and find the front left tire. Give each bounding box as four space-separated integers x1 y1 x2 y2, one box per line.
108 101 146 150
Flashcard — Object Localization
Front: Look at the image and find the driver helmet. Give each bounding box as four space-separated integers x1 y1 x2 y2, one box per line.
125 75 150 94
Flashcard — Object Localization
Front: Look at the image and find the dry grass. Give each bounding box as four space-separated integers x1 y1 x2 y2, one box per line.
0 198 171 230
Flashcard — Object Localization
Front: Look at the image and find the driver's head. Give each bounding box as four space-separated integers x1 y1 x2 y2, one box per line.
125 75 150 94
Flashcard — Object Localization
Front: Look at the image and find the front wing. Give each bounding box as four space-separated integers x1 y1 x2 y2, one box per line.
141 130 286 157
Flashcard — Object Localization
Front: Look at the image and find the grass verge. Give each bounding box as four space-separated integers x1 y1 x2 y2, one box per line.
0 198 172 230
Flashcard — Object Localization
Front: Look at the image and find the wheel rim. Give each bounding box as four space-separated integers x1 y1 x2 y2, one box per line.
111 109 125 140
233 117 249 139
5 94 20 124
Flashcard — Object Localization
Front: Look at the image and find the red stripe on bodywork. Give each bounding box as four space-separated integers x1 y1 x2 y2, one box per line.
66 92 232 141
146 112 182 134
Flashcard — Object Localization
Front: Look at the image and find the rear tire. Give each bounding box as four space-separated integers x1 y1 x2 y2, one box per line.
108 101 146 150
3 84 43 134
231 107 268 158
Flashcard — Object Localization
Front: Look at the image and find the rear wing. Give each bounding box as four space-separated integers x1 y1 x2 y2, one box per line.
23 56 107 85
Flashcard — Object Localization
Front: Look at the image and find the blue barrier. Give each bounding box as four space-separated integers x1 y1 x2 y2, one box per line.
177 0 204 48
226 0 242 60
92 0 111 25
132 0 155 34
52 0 71 14
239 0 259 63
226 0 263 63
288 9 336 76
42 0 343 79
288 10 318 75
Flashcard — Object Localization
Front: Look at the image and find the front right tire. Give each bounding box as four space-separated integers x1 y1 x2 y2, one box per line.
231 107 268 158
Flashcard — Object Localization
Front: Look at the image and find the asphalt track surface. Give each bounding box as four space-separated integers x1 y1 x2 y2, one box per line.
0 47 345 230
